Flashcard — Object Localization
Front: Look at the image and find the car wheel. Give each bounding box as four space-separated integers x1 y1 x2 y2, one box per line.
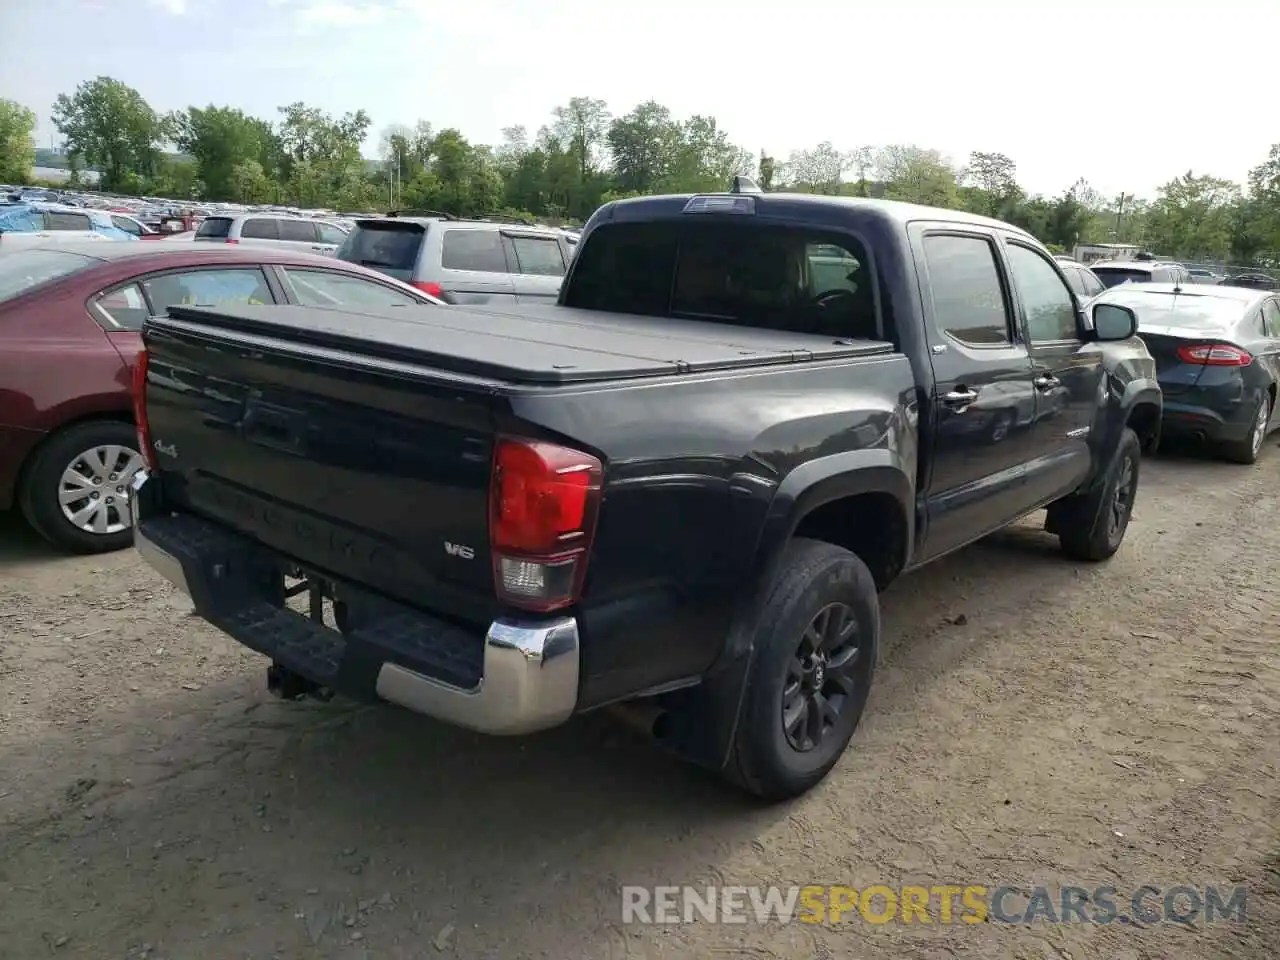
20 420 145 554
1220 393 1271 465
1057 427 1141 562
723 538 879 801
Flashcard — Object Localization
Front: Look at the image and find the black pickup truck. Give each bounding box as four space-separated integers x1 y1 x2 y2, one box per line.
129 188 1160 800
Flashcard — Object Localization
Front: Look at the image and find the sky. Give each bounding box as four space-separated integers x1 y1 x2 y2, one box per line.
2 0 1277 200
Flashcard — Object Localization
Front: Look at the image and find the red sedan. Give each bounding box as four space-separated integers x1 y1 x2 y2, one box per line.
0 243 444 554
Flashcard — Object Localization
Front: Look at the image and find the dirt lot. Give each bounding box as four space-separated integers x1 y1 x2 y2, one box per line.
1 451 1277 960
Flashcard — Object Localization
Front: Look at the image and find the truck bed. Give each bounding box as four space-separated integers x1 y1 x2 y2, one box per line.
163 302 892 386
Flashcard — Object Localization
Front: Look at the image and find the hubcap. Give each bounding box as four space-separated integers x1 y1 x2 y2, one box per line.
1251 399 1269 457
1107 453 1136 542
58 444 145 535
782 602 863 753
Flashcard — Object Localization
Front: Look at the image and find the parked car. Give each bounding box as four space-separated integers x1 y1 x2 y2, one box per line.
1091 281 1280 463
1091 259 1191 288
106 213 168 240
0 243 444 554
335 215 575 303
1054 258 1107 303
193 214 348 255
0 203 137 244
1187 268 1224 285
1222 273 1278 291
130 189 1159 801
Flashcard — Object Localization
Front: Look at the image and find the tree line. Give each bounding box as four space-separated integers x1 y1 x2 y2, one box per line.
2 76 1280 267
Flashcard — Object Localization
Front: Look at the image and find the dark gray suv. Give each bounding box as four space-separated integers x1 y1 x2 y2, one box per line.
334 215 575 304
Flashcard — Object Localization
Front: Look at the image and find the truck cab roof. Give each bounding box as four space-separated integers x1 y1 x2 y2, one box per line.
589 191 1036 240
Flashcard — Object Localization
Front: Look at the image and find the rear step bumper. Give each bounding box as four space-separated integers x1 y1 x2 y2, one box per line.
132 475 579 735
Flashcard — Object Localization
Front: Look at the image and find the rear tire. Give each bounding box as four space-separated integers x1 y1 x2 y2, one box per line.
20 420 144 555
723 538 879 801
1220 393 1270 465
1057 427 1141 562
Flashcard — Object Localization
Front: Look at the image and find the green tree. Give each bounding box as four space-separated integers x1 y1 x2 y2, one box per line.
170 106 279 201
607 100 680 194
551 97 611 185
876 145 959 207
961 151 1019 216
1143 172 1238 259
51 77 167 191
0 99 37 183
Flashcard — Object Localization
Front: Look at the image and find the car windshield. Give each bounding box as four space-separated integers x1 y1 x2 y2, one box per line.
1098 289 1246 331
1092 268 1153 288
0 249 98 302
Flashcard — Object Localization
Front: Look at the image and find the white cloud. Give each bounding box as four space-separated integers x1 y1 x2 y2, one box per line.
295 1 388 26
149 0 188 13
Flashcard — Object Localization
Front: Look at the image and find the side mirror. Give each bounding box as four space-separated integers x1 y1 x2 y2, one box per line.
1092 302 1137 341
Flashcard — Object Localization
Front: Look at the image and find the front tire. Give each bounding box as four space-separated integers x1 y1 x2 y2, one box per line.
19 420 145 554
724 538 879 801
1057 427 1141 562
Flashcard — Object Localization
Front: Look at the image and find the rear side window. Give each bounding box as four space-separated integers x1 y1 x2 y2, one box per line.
278 220 317 243
441 229 508 273
1080 269 1105 297
921 234 1011 346
337 224 425 281
111 216 143 236
1261 299 1280 336
279 267 425 308
0 249 97 302
1061 266 1087 297
46 211 92 231
509 235 566 276
196 217 232 239
96 283 149 330
317 222 347 245
142 268 273 314
241 218 278 240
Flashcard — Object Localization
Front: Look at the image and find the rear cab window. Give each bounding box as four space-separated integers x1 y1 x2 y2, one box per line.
562 220 880 339
337 222 427 281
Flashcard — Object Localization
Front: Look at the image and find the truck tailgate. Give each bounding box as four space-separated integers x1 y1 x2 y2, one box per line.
141 313 501 623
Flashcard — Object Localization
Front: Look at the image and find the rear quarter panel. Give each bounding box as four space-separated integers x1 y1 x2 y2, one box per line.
507 353 917 708
0 290 130 508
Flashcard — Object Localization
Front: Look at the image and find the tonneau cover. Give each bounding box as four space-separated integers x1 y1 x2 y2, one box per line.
160 301 892 385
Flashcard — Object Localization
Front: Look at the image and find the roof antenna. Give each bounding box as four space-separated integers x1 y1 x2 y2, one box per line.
730 175 762 194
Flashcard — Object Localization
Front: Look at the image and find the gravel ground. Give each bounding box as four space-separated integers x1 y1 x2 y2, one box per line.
0 450 1277 960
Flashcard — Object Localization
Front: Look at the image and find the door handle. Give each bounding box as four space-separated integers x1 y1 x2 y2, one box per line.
1034 374 1061 390
942 387 978 408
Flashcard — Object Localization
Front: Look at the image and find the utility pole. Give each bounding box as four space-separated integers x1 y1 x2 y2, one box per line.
1114 192 1129 241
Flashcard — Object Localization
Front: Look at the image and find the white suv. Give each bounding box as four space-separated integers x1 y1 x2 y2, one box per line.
193 214 348 255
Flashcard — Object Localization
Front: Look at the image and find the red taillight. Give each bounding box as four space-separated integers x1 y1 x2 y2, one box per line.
224 237 238 244
131 349 155 469
411 280 443 298
489 437 603 612
1176 343 1253 366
